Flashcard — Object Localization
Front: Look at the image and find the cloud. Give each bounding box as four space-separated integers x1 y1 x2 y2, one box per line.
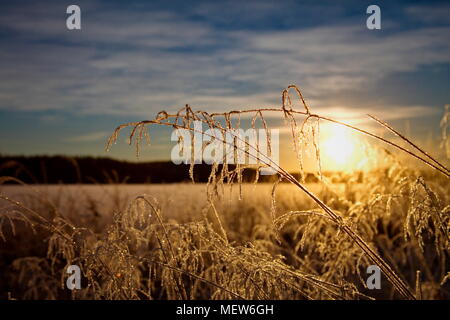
64 131 109 143
233 25 450 95
0 1 448 123
38 114 65 123
405 5 450 24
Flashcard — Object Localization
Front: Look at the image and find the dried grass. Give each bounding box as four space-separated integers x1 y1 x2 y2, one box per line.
0 85 448 300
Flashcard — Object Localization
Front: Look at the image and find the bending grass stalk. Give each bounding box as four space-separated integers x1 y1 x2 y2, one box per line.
106 85 446 299
108 122 416 299
367 114 449 175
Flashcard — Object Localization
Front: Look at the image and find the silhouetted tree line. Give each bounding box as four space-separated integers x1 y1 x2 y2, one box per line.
0 155 364 184
0 155 305 184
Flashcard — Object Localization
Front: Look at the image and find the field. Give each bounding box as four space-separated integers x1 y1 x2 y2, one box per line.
0 85 449 300
1 171 449 300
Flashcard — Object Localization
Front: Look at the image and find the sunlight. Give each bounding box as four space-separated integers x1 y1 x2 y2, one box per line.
321 124 360 171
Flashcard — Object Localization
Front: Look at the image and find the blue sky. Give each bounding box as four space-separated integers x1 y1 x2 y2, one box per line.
0 0 449 162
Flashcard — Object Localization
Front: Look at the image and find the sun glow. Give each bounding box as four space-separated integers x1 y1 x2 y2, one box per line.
321 125 361 171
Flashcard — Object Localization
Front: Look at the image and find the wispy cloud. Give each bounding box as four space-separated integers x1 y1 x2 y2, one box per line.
405 4 450 24
0 1 448 121
64 131 109 143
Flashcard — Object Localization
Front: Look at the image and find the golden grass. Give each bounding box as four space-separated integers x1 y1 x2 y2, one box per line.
0 85 448 300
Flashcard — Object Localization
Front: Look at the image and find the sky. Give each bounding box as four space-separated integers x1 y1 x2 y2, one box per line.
0 0 449 165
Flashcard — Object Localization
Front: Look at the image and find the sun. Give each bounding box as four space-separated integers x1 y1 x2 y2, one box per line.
321 125 358 170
